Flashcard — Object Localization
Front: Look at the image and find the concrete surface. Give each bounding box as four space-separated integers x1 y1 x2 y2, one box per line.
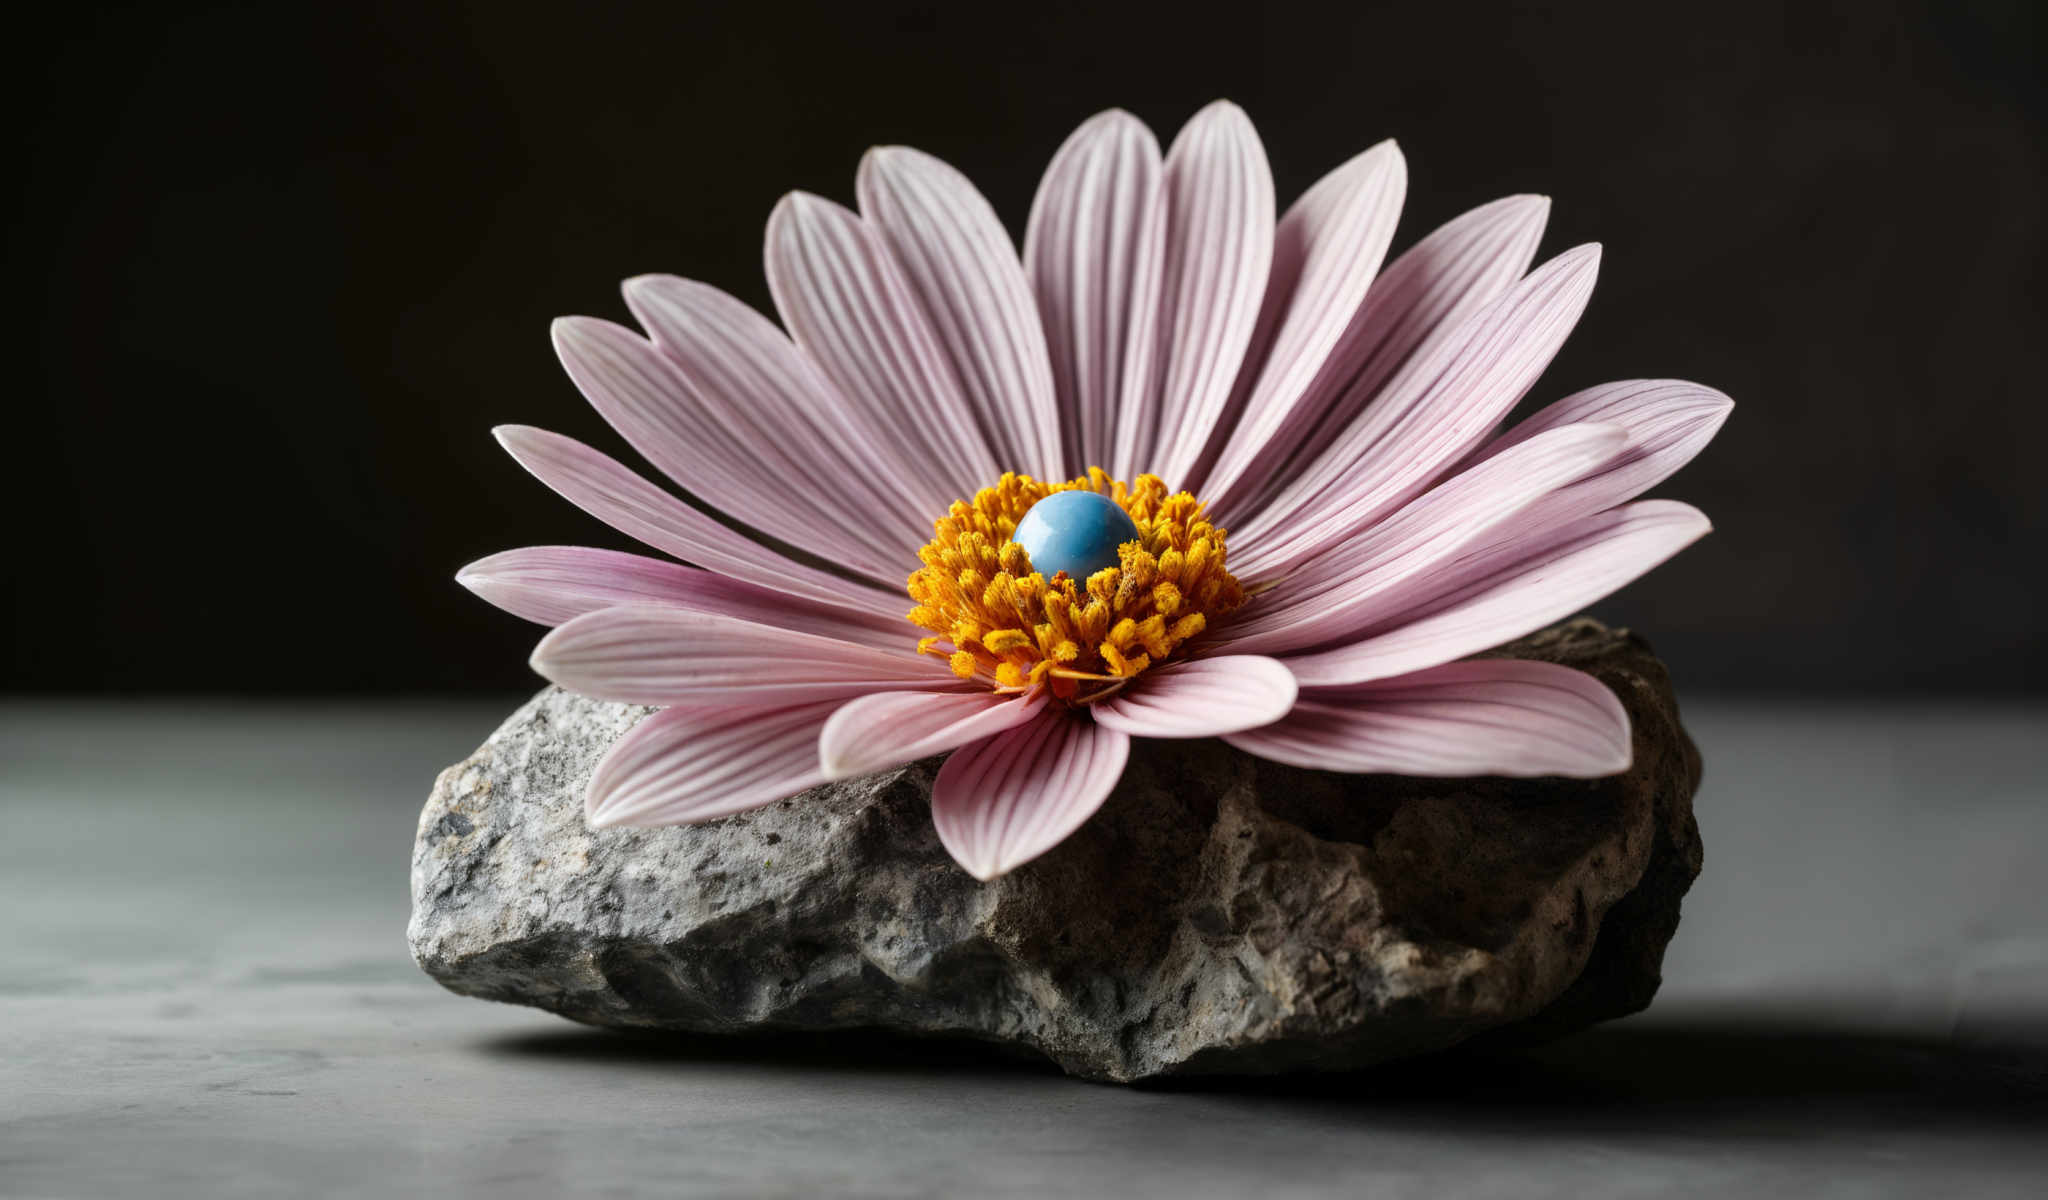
3 698 2045 1198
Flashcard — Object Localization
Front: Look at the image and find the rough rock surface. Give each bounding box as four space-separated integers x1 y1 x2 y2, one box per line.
409 618 1703 1082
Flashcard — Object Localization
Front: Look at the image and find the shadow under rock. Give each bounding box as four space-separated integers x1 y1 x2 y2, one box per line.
481 1024 1065 1078
1173 1015 2048 1140
485 1014 2048 1137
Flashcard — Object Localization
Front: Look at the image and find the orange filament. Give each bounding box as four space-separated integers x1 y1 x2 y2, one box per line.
906 470 1245 704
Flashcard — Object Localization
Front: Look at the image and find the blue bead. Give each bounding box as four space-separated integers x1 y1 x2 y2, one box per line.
1012 491 1140 582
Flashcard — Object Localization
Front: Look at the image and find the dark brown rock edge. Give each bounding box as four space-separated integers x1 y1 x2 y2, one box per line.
409 618 1703 1082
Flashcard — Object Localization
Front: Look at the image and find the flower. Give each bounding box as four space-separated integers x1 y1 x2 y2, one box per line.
459 101 1730 881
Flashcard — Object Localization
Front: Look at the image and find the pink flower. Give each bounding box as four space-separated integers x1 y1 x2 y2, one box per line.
459 102 1729 880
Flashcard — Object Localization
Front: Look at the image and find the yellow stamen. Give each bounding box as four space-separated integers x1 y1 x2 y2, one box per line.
907 469 1245 703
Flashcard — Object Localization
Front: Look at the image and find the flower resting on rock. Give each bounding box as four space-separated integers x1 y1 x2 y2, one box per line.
458 102 1731 881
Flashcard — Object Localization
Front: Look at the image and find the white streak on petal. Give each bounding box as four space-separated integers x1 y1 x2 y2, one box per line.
765 192 1002 500
1234 244 1602 579
531 605 959 706
929 709 1130 881
457 546 909 647
1226 659 1631 778
819 688 1047 779
860 146 1063 480
1280 500 1710 687
1024 109 1166 474
586 701 843 827
1089 655 1298 738
1219 194 1550 523
1117 101 1274 485
1199 139 1407 499
492 425 902 619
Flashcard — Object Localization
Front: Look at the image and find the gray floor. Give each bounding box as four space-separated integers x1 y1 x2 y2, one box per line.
4 698 2045 1198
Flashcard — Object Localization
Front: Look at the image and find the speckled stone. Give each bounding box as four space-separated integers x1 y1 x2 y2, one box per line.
408 618 1703 1082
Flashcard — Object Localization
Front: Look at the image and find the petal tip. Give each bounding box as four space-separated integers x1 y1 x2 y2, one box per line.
547 316 607 363
1197 97 1250 122
774 189 827 218
526 630 563 678
620 273 678 299
1509 194 1553 226
1075 107 1159 152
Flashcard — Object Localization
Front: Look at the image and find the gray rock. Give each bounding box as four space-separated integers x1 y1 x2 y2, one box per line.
409 618 1703 1082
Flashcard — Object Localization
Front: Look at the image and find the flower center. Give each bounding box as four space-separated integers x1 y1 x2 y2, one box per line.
907 469 1245 703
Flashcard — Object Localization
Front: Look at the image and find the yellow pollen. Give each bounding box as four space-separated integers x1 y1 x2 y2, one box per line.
907 470 1245 704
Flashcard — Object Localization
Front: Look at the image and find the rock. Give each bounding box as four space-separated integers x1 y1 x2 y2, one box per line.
409 618 1703 1082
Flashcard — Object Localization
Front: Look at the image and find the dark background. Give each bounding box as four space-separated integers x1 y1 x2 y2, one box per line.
10 0 2042 696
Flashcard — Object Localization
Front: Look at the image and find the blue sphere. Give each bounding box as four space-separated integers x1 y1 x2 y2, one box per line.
1012 491 1140 582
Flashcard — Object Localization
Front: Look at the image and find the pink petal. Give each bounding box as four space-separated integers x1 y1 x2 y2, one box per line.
1023 108 1166 475
1089 655 1298 737
1196 139 1407 498
1232 244 1602 579
1225 658 1631 777
552 316 909 584
764 192 1001 499
456 546 909 647
494 425 905 620
1281 500 1711 687
1212 423 1628 655
586 700 842 827
1212 194 1550 520
1115 101 1275 485
530 605 958 706
819 688 1048 779
619 275 941 538
858 147 1062 480
1460 378 1734 532
929 709 1131 881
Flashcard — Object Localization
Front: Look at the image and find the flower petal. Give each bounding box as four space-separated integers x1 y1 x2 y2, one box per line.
930 708 1131 881
1225 659 1631 777
858 146 1062 480
1197 139 1407 499
1024 108 1166 475
553 315 906 583
1089 655 1298 738
619 274 940 540
531 605 958 705
1215 194 1551 520
1233 244 1602 579
1460 378 1735 532
1204 193 1540 516
457 546 909 646
1115 101 1275 485
493 425 904 619
585 700 842 827
764 191 1002 500
1281 500 1711 687
1212 423 1628 655
819 688 1047 779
